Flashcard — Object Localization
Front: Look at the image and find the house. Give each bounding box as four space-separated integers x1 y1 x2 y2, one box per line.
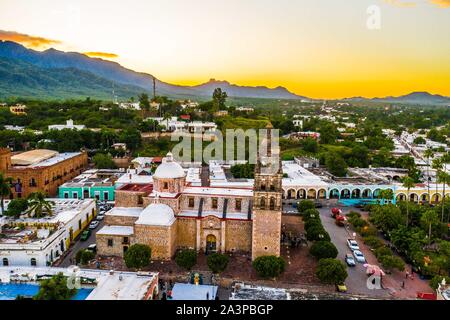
48 119 86 131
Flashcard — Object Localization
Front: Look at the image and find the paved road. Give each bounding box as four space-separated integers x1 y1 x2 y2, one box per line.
318 207 390 298
59 219 105 268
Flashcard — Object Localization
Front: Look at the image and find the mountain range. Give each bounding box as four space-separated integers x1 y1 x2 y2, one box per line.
0 40 449 105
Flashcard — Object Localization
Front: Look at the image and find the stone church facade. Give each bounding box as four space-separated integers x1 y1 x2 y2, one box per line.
97 126 282 261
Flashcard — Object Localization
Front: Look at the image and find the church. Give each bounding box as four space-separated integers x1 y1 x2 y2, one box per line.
96 125 282 261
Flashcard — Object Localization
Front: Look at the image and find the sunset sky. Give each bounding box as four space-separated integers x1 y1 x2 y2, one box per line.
0 0 449 99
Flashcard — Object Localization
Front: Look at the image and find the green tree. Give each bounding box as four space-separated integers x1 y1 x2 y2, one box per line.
378 254 405 272
34 273 77 300
306 225 331 242
5 198 28 218
252 255 286 279
315 259 348 285
93 153 117 169
124 244 151 269
429 275 450 290
0 173 13 215
138 93 150 111
175 249 197 270
401 176 415 227
212 88 228 112
420 210 439 244
301 137 319 154
423 148 434 201
26 192 54 218
207 253 229 274
297 200 315 213
319 122 339 144
325 152 348 177
75 249 95 265
309 241 338 259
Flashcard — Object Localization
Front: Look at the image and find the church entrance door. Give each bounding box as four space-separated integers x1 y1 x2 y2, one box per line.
206 234 217 253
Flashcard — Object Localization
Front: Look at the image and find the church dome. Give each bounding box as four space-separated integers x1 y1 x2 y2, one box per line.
153 152 186 179
135 203 175 226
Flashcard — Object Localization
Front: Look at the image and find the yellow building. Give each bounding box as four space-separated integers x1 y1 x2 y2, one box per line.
9 104 27 115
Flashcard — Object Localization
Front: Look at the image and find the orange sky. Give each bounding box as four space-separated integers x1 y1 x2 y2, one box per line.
0 0 449 99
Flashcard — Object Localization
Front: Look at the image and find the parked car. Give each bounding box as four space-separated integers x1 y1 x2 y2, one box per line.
347 239 359 251
96 214 105 221
80 230 91 241
89 221 100 229
314 202 323 208
87 244 97 253
345 253 356 267
353 250 366 263
336 283 347 293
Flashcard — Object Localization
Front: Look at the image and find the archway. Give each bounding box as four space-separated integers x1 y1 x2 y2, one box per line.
351 189 361 199
420 193 429 203
329 189 340 199
318 189 327 199
373 189 381 199
287 189 296 200
396 193 406 201
206 234 217 253
409 193 419 203
307 189 317 199
362 189 372 199
341 189 351 199
431 193 441 203
297 189 307 199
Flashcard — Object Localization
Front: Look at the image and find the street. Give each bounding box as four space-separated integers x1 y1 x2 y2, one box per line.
58 218 105 268
317 206 390 298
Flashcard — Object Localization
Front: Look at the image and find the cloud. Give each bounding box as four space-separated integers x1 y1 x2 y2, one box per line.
83 51 119 59
383 0 417 7
0 30 61 49
429 0 450 7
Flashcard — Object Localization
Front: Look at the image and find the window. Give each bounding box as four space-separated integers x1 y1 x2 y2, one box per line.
107 239 114 247
270 197 275 210
64 192 69 199
260 183 266 191
212 198 218 209
235 199 242 211
2 258 8 266
95 192 100 200
72 192 78 199
260 197 266 209
123 237 129 244
188 197 195 208
78 219 82 230
138 195 144 205
29 178 37 187
163 182 169 190
123 246 129 254
104 192 109 201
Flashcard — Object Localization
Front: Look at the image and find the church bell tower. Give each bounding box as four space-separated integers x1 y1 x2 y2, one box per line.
251 123 283 260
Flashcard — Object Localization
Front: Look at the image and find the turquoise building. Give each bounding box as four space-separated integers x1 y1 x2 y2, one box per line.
58 169 122 201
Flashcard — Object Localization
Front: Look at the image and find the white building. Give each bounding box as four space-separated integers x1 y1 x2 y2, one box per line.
48 119 86 131
0 198 96 267
119 102 141 111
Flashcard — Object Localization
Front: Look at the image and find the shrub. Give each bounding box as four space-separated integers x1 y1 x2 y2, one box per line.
5 198 29 218
252 255 286 279
306 225 331 242
315 258 348 284
374 246 393 259
207 253 229 274
359 225 378 237
298 200 315 213
34 273 76 300
124 244 152 269
347 211 361 219
429 275 450 290
304 219 322 232
378 254 405 272
363 236 384 249
310 241 338 259
175 249 197 270
75 249 95 265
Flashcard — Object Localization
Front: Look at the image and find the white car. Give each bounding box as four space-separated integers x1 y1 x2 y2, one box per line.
96 214 105 221
353 250 366 263
89 221 100 229
347 239 359 251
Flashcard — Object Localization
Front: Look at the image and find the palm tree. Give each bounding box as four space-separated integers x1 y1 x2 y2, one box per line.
421 210 439 245
423 148 434 203
432 158 443 204
26 192 55 218
0 173 13 215
402 176 415 227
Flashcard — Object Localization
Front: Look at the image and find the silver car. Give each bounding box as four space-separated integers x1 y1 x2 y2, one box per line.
353 250 366 263
347 239 359 251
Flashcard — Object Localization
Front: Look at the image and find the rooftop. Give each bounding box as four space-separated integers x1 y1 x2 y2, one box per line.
10 149 82 168
171 283 218 300
96 225 134 236
116 183 153 194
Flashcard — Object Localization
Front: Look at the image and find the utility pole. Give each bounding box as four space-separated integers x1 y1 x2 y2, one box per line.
152 76 156 101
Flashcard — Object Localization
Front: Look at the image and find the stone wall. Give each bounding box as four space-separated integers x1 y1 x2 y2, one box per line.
251 210 281 260
134 223 175 260
96 234 133 257
105 214 138 226
225 220 252 252
176 217 197 249
115 190 145 207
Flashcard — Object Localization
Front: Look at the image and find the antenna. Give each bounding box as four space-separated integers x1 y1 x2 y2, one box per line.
112 82 118 104
152 76 156 100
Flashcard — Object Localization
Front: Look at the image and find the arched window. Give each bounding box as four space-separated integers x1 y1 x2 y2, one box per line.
260 197 266 209
2 258 8 266
269 197 275 210
31 258 37 266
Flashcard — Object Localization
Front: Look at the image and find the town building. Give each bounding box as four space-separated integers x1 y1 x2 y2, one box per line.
9 104 27 115
0 148 88 198
58 169 125 201
48 119 86 131
0 198 96 266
